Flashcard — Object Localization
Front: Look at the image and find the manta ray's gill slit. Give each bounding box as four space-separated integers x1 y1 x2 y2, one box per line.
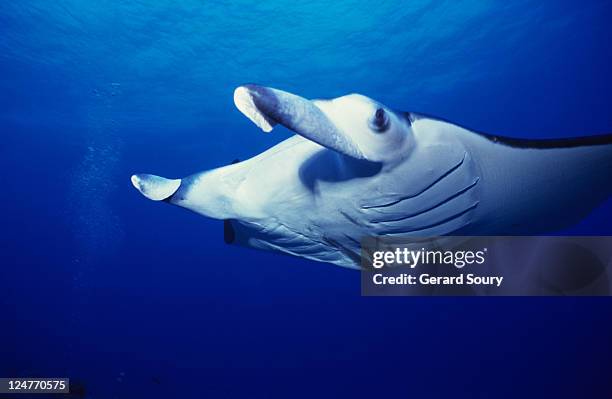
322 235 362 265
261 222 358 265
260 235 349 265
342 233 361 247
385 202 479 236
361 152 468 210
339 210 362 227
370 178 480 224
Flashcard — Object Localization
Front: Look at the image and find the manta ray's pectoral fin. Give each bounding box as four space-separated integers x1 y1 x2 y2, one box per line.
234 84 367 160
131 173 181 201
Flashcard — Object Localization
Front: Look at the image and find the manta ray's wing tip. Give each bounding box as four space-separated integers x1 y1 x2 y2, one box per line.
131 173 181 201
233 85 275 133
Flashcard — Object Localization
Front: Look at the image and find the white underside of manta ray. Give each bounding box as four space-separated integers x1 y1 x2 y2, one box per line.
131 85 612 269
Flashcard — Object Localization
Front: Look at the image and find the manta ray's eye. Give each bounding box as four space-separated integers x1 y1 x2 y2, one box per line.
370 108 390 132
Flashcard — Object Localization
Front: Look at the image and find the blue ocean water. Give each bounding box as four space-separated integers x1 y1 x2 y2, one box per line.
1 1 611 398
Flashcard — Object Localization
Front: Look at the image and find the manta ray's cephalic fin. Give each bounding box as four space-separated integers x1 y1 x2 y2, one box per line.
234 85 367 160
131 174 181 201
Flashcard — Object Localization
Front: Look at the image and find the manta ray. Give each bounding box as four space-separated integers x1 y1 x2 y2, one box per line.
131 85 612 268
